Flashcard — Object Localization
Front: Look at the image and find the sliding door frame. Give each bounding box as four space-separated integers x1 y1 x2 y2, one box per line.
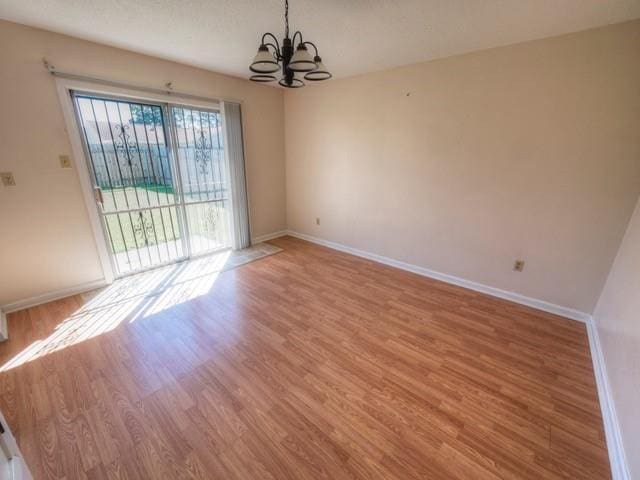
55 77 236 283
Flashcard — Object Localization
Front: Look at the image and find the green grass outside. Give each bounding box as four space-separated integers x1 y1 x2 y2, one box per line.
102 186 229 254
141 183 176 195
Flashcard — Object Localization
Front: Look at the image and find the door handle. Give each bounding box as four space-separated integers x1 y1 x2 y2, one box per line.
94 186 104 206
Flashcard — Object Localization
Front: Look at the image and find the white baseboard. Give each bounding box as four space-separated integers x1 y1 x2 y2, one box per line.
1 279 109 314
286 230 590 323
0 229 590 321
252 230 288 244
1 230 291 314
587 321 630 480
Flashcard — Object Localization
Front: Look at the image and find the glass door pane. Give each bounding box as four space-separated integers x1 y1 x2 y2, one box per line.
171 105 231 255
73 94 187 275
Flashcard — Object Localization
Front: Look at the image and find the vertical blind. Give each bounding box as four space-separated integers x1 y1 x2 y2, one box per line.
223 102 251 250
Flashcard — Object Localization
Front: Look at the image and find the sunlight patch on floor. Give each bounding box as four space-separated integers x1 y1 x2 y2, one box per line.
0 243 281 372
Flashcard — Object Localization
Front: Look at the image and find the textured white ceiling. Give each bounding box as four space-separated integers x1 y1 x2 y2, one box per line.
1 0 639 81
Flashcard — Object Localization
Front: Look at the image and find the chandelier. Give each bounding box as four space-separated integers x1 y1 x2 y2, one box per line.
249 0 332 88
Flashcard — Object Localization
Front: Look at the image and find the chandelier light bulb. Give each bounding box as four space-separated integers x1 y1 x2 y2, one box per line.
250 45 280 74
288 45 316 72
304 56 332 81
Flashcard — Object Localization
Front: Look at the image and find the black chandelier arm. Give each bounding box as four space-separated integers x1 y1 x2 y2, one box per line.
292 30 303 48
261 32 281 56
264 42 281 60
301 41 319 57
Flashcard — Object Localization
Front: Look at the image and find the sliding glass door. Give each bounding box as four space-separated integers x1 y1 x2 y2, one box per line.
170 106 231 255
72 93 232 276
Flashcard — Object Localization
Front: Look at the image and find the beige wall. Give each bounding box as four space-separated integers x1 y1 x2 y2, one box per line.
0 20 285 306
285 20 640 314
593 196 640 478
2 18 639 315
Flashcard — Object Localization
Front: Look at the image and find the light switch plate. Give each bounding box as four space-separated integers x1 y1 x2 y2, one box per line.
0 172 16 187
59 155 72 168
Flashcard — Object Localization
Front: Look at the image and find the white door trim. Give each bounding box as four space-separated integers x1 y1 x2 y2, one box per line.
55 78 116 284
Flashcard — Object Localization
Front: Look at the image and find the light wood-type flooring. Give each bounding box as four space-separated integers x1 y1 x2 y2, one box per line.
0 236 610 479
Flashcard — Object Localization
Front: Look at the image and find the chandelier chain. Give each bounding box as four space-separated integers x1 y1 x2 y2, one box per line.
285 0 289 38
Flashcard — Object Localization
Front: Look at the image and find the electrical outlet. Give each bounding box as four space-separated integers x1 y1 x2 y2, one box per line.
0 172 16 187
316 217 320 226
59 155 72 168
513 260 525 272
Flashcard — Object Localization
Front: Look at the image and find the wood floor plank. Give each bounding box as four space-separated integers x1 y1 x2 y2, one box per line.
0 236 610 479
